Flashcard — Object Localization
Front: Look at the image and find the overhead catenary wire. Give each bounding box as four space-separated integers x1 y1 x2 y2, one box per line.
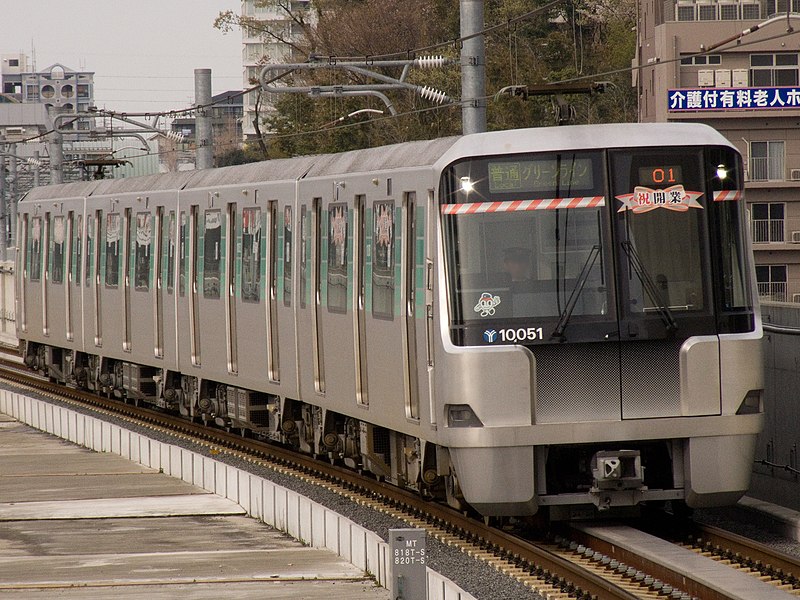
14 7 800 163
67 19 800 164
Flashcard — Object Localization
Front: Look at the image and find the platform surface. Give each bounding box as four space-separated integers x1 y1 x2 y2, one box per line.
0 413 389 599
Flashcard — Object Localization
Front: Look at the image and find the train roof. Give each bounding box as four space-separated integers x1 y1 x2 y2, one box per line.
21 123 732 202
434 122 735 169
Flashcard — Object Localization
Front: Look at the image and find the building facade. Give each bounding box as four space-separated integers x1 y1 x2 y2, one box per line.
241 0 310 139
163 90 245 171
637 4 800 302
2 55 95 131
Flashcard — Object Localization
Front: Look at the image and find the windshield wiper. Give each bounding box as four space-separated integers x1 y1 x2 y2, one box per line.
552 244 601 340
621 241 678 333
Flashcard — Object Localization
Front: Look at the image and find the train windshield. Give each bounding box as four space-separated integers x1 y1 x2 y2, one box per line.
440 145 753 346
441 151 615 345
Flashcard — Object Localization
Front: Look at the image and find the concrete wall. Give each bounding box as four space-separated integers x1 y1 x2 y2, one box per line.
0 390 477 600
753 302 800 510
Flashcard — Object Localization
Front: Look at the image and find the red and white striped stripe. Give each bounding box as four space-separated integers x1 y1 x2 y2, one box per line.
713 190 742 202
441 196 605 215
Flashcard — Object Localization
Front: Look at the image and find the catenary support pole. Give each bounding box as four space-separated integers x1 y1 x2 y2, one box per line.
460 0 487 134
194 68 213 170
49 130 64 185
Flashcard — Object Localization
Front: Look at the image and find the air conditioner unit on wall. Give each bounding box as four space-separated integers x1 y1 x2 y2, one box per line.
791 169 800 180
698 70 715 87
793 293 800 303
791 230 800 243
732 69 749 87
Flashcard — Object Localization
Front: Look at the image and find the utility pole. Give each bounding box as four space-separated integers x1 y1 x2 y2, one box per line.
49 129 64 184
460 0 487 134
194 68 213 170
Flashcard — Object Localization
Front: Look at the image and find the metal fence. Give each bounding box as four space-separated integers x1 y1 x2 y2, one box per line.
750 156 784 181
758 282 788 302
751 218 785 243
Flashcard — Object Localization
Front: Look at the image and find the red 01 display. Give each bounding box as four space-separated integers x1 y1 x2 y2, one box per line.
638 165 683 186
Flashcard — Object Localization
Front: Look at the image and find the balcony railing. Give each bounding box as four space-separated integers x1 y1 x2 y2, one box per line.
751 218 785 243
750 156 785 181
758 281 787 302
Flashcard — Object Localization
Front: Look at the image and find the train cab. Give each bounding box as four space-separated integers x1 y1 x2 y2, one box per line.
434 124 764 516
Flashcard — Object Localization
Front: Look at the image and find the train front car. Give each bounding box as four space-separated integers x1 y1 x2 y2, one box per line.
434 124 763 518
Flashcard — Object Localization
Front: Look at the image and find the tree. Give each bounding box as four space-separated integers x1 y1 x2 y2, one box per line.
218 0 638 157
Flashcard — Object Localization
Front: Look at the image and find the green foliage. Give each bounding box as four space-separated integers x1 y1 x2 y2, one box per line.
215 145 265 167
221 0 638 156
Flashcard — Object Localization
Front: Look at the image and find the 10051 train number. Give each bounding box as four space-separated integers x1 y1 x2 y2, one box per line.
483 327 544 343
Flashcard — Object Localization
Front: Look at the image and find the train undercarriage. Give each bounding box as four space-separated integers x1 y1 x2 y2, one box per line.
22 339 758 520
23 341 458 508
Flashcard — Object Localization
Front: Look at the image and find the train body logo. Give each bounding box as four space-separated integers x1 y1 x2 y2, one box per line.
474 292 501 317
376 204 393 247
616 185 703 214
483 329 498 343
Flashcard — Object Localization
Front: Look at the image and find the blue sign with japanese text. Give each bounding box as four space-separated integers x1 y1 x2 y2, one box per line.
668 87 800 111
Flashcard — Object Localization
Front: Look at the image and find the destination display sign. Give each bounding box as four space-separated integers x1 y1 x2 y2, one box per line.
488 157 594 194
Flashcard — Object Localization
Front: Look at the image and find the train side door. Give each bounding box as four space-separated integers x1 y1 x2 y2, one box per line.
41 212 50 336
17 213 28 335
362 188 421 423
70 212 83 347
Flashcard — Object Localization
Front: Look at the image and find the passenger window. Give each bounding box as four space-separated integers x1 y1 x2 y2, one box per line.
327 203 348 313
166 211 175 294
372 201 395 319
179 211 186 297
105 213 121 287
241 207 261 302
29 217 42 282
74 215 82 284
51 216 65 284
135 212 151 291
283 206 292 306
300 206 308 309
85 214 94 287
203 210 222 299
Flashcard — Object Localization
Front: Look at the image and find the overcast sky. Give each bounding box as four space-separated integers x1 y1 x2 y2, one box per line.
1 1 244 114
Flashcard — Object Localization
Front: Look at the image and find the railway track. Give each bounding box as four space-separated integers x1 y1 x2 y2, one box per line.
556 515 800 599
2 360 798 599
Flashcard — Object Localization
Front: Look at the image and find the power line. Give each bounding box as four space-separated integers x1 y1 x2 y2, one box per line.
14 11 800 167
554 18 800 85
310 0 565 63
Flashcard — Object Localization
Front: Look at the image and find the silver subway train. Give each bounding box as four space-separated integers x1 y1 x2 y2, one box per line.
15 123 764 517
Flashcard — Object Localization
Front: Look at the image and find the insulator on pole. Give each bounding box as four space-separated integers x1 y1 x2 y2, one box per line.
164 130 185 143
414 55 447 69
418 86 449 104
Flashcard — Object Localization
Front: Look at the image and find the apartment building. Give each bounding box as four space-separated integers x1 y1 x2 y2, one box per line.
2 54 95 131
241 0 310 139
637 1 800 301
